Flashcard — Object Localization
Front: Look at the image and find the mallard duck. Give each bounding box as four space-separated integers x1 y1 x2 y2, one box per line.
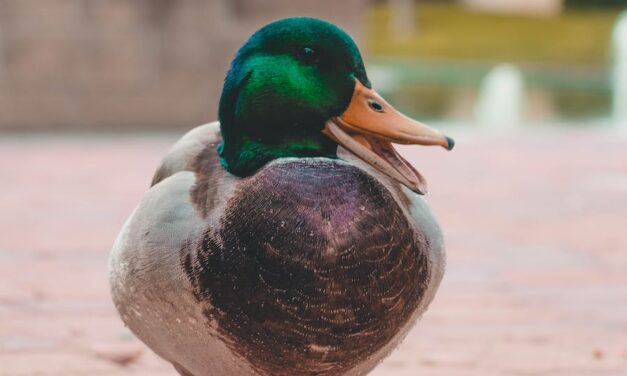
109 17 454 376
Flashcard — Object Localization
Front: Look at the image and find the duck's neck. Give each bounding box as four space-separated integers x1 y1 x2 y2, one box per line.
217 122 337 177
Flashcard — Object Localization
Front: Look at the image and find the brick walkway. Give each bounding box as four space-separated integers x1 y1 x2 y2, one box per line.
1 128 626 375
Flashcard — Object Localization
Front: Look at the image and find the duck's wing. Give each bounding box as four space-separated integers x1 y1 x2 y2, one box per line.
403 191 446 308
151 122 222 187
110 170 253 376
110 122 254 375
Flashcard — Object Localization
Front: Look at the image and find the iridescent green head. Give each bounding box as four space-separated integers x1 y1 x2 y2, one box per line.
218 17 453 194
218 17 370 175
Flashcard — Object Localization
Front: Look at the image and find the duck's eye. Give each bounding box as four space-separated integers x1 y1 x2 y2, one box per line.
368 99 384 113
297 47 318 65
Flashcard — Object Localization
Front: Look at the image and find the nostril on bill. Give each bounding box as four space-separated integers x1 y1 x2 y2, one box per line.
368 100 384 113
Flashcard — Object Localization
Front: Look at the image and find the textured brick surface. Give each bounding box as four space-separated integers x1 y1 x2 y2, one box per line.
1 127 626 375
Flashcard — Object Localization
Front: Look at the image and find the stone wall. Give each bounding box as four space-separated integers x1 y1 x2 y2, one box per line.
0 0 367 131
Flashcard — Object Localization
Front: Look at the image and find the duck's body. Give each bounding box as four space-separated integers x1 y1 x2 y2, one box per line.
110 17 453 376
110 122 445 376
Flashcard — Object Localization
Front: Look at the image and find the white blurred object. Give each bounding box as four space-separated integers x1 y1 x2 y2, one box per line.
368 65 400 93
613 11 627 128
475 64 526 130
462 0 562 16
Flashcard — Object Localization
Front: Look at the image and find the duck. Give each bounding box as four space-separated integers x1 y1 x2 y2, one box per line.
109 17 454 376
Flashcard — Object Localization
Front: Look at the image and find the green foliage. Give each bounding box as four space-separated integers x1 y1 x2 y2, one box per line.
367 3 621 66
565 0 627 8
553 90 611 118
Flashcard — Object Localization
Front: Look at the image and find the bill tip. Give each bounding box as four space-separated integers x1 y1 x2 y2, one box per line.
445 136 455 151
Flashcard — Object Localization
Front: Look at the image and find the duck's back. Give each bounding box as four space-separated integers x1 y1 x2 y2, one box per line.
110 123 445 376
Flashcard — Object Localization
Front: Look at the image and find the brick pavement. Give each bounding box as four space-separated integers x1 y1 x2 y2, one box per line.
0 128 626 375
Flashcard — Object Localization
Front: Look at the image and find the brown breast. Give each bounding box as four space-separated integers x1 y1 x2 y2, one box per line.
181 158 431 376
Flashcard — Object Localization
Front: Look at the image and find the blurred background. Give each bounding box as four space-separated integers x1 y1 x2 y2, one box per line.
1 0 626 375
1 0 626 130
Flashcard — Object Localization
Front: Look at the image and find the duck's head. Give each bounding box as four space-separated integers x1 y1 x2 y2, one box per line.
218 17 454 194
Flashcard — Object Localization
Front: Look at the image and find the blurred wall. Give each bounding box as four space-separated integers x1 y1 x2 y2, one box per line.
462 0 562 15
0 0 367 131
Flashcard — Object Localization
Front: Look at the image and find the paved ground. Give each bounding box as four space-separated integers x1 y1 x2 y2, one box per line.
1 127 626 375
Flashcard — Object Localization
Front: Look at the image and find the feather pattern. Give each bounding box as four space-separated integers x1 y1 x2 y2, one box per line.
109 122 445 376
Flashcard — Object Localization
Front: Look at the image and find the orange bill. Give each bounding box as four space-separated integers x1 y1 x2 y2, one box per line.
323 80 454 195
